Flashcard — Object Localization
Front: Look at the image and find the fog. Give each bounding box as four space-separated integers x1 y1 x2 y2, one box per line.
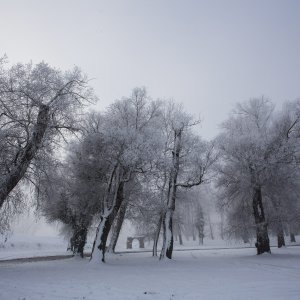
1 0 299 139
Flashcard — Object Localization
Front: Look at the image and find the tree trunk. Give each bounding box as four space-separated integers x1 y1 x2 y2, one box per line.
90 181 125 263
0 104 49 208
107 200 127 253
252 187 271 254
276 219 285 248
290 232 296 243
177 223 183 245
289 224 296 242
160 209 174 259
196 225 204 245
160 129 181 260
72 224 88 258
277 232 285 248
152 213 163 256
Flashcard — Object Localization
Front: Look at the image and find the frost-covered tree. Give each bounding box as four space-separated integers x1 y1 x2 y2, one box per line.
216 97 300 254
217 98 277 254
0 58 96 211
159 103 216 259
264 165 300 247
38 141 102 257
90 88 162 263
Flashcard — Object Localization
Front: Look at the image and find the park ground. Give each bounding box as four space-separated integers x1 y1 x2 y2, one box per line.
0 244 299 300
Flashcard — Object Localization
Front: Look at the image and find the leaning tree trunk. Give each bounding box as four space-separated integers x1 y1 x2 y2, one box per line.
160 208 174 259
90 181 124 263
107 200 127 253
152 213 163 256
0 104 49 208
252 186 271 254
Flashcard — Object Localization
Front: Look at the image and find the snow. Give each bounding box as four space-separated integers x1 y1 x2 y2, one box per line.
1 229 299 299
0 246 300 300
0 234 67 260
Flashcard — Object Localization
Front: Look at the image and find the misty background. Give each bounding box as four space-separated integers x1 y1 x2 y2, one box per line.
1 0 300 140
1 0 300 238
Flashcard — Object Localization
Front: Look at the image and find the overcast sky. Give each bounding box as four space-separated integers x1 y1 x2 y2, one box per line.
1 0 300 138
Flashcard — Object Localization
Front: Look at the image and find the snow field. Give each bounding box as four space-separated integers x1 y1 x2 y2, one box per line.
0 246 299 300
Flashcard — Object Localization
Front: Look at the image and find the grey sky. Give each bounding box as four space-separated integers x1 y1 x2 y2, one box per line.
1 0 300 138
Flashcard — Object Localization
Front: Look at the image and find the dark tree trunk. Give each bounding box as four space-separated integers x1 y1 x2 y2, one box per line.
91 181 125 263
152 214 163 256
71 224 88 258
252 187 271 254
99 182 124 262
97 217 112 262
160 192 175 259
277 232 285 248
289 224 296 242
161 209 174 259
0 104 49 208
290 232 296 243
108 200 127 253
276 219 285 248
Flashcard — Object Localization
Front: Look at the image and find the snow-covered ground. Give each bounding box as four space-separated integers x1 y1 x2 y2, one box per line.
0 246 299 300
1 219 299 299
0 234 68 260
